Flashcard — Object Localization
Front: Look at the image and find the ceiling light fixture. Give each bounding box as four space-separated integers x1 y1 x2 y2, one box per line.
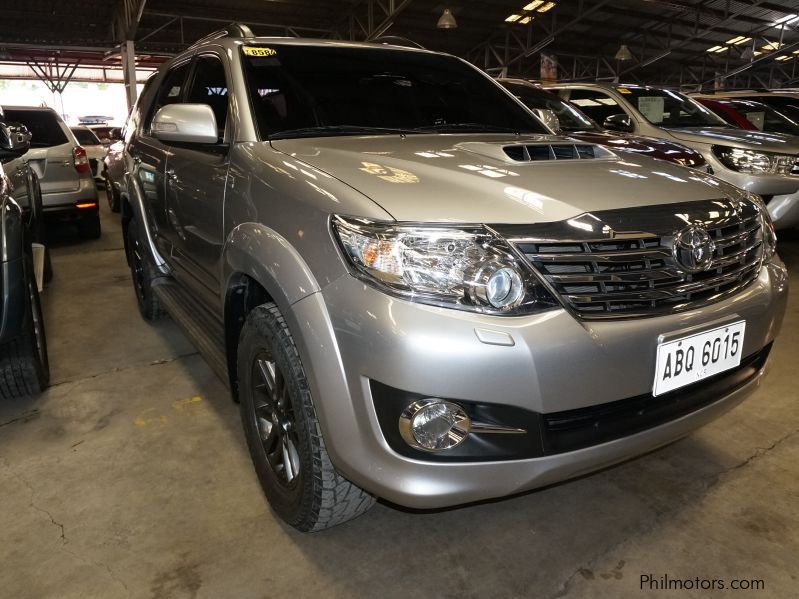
707 45 723 52
505 14 522 22
538 2 556 13
524 1 544 10
519 16 533 24
774 14 798 25
437 8 458 29
615 44 633 61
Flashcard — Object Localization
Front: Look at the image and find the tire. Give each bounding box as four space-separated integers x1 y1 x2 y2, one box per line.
0 260 50 399
105 174 120 213
125 219 164 321
238 303 374 532
78 214 101 239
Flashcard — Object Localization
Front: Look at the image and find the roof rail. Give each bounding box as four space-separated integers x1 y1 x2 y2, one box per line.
189 23 254 49
370 36 425 50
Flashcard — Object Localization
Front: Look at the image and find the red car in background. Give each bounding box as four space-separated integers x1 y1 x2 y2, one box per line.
695 97 799 137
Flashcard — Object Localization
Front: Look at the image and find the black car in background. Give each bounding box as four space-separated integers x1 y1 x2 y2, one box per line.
0 109 50 399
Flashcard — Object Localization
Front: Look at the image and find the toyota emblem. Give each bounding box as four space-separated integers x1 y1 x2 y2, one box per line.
673 225 715 273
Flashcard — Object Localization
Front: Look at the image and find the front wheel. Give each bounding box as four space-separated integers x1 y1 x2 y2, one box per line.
238 303 374 532
0 260 50 399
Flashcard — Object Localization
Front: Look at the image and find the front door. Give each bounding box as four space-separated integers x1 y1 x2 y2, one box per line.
165 53 231 313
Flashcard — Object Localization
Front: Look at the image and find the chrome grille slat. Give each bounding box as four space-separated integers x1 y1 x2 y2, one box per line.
509 199 764 319
526 248 672 262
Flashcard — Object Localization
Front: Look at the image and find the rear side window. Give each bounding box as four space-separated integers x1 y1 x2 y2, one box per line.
4 109 68 148
145 61 191 130
187 55 229 139
72 128 101 145
566 90 623 123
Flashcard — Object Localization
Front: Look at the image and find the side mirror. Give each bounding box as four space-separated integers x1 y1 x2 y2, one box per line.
0 122 32 160
530 108 562 134
603 113 634 133
152 104 218 144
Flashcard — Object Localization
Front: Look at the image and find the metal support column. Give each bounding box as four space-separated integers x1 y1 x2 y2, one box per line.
121 40 137 111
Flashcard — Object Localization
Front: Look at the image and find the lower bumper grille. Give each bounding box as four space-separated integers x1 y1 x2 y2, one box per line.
541 343 771 454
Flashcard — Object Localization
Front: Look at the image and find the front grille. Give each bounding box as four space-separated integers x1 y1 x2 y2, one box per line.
507 199 764 319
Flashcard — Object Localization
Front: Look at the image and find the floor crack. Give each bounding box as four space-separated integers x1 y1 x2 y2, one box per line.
48 351 200 388
547 426 799 599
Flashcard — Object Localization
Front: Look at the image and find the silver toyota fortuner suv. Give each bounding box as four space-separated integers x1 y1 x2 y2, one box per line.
121 25 788 532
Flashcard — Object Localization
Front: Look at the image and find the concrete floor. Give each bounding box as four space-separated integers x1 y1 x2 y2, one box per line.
0 194 797 599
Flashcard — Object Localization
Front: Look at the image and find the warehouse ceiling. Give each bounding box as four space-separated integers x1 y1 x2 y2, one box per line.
1 0 799 89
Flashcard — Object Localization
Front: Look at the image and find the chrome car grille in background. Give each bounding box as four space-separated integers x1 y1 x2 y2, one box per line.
501 199 765 319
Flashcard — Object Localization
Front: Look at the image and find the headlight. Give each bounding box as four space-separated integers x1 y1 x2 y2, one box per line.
332 215 556 315
748 193 777 261
712 146 798 175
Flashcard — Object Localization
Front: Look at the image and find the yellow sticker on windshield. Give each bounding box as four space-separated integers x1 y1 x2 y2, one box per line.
617 87 632 94
243 46 277 57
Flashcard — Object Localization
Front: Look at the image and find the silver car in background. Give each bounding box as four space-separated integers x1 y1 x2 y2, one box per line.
3 107 101 239
71 125 108 184
122 32 788 532
546 83 799 229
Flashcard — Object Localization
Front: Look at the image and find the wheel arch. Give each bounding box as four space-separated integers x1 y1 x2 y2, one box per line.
221 223 323 398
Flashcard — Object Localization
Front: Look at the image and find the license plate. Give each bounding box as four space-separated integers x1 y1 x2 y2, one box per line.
653 321 746 396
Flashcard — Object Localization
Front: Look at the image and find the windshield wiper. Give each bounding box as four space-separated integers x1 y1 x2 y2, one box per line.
411 122 525 134
269 125 409 139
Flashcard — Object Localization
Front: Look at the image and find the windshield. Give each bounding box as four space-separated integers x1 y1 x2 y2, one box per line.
71 128 101 145
621 87 728 128
240 44 547 139
726 100 799 136
502 82 598 131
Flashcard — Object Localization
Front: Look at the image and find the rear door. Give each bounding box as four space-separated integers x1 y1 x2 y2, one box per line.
4 109 78 200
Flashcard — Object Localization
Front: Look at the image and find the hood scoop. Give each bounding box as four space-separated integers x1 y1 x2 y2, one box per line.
454 140 613 163
503 143 612 162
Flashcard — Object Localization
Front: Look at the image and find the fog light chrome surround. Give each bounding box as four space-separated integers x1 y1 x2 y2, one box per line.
399 398 471 452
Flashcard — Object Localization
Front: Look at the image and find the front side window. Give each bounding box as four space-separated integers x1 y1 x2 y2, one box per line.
240 44 547 139
145 61 191 130
187 55 229 140
617 87 727 128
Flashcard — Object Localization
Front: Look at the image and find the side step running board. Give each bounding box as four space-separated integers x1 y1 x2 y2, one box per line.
153 281 229 386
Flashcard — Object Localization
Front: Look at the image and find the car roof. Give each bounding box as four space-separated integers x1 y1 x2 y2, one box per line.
1 105 58 113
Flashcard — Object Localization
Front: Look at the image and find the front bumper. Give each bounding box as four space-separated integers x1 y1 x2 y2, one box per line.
289 259 788 509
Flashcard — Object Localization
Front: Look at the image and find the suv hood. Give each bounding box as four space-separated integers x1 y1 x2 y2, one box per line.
269 134 737 224
665 126 799 152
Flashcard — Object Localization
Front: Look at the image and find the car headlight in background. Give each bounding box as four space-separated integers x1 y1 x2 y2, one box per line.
332 215 556 315
748 192 778 261
712 145 798 175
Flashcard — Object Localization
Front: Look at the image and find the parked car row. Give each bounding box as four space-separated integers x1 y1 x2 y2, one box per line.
2 32 794 531
115 30 787 533
0 108 49 400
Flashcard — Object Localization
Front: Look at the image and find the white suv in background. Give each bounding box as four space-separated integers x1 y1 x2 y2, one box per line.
546 83 799 229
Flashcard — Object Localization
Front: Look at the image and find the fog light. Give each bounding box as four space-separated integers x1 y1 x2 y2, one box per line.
399 399 471 451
